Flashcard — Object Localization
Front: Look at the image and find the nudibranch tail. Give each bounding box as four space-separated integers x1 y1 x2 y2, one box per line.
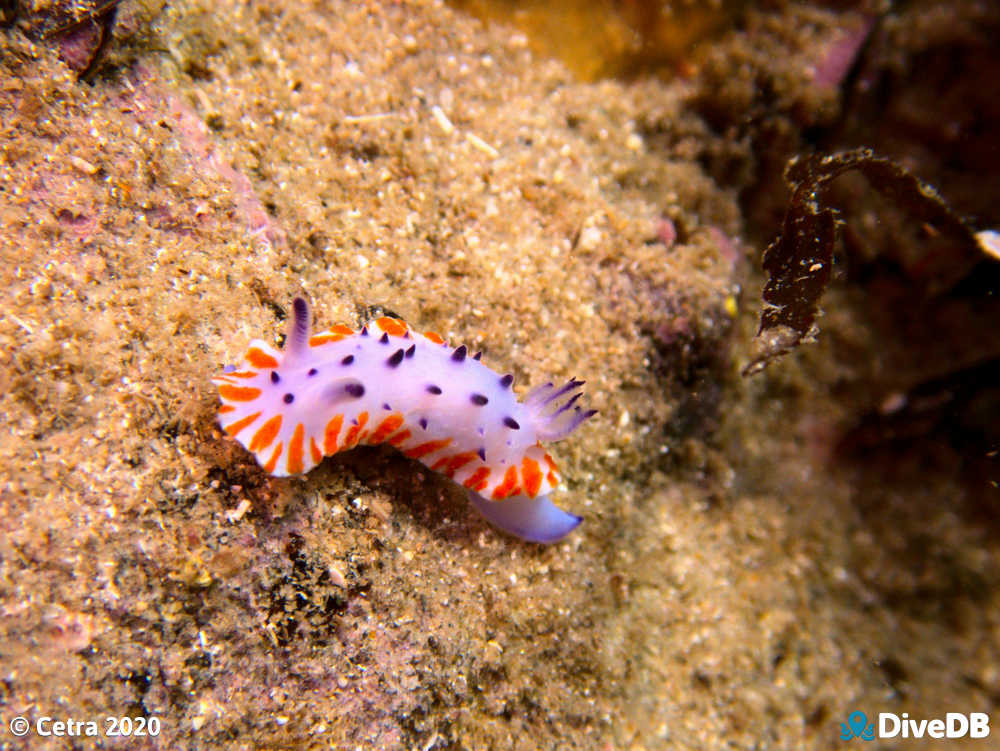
466 490 582 543
213 296 595 543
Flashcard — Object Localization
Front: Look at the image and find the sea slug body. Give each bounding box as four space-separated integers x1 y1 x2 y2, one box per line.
213 298 596 543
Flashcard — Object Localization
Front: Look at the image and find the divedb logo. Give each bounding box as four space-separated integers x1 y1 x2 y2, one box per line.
840 710 991 741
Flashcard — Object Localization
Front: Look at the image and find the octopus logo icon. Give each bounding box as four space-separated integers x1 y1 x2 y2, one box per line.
841 711 875 741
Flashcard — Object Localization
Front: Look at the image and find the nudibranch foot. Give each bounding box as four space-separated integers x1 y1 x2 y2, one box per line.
466 490 582 544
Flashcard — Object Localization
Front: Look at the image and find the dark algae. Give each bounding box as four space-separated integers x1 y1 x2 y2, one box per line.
745 148 992 375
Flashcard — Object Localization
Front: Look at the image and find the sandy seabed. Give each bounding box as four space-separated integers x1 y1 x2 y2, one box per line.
1 1 997 748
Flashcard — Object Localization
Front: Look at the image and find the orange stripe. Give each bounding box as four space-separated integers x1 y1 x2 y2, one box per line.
387 429 411 446
424 331 445 344
342 411 369 448
521 456 543 497
429 454 452 472
443 452 478 477
218 404 236 414
331 325 355 336
543 452 559 486
249 415 283 452
403 437 452 459
246 347 279 369
309 332 347 346
217 370 258 379
263 442 283 473
463 466 491 491
287 423 305 474
369 413 404 444
491 465 520 500
323 414 344 454
218 384 262 402
376 316 408 337
310 437 322 465
224 411 261 437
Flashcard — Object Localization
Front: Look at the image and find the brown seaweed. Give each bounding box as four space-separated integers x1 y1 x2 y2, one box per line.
744 148 987 376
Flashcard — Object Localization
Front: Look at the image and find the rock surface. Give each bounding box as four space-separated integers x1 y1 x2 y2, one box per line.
1 1 996 749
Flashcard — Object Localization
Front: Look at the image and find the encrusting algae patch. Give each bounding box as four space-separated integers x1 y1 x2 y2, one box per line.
2 1 998 749
449 0 745 80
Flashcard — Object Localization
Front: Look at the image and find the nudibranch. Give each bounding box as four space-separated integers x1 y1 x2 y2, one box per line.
213 298 595 543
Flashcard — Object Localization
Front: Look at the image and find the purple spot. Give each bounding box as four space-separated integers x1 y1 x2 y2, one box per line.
387 349 405 367
308 368 318 376
503 416 520 430
477 447 486 461
405 345 415 358
270 371 280 384
499 374 514 389
470 393 488 406
383 403 392 410
283 393 295 404
379 332 389 344
345 383 365 398
419 418 428 430
427 385 442 395
341 355 354 365
451 345 467 363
